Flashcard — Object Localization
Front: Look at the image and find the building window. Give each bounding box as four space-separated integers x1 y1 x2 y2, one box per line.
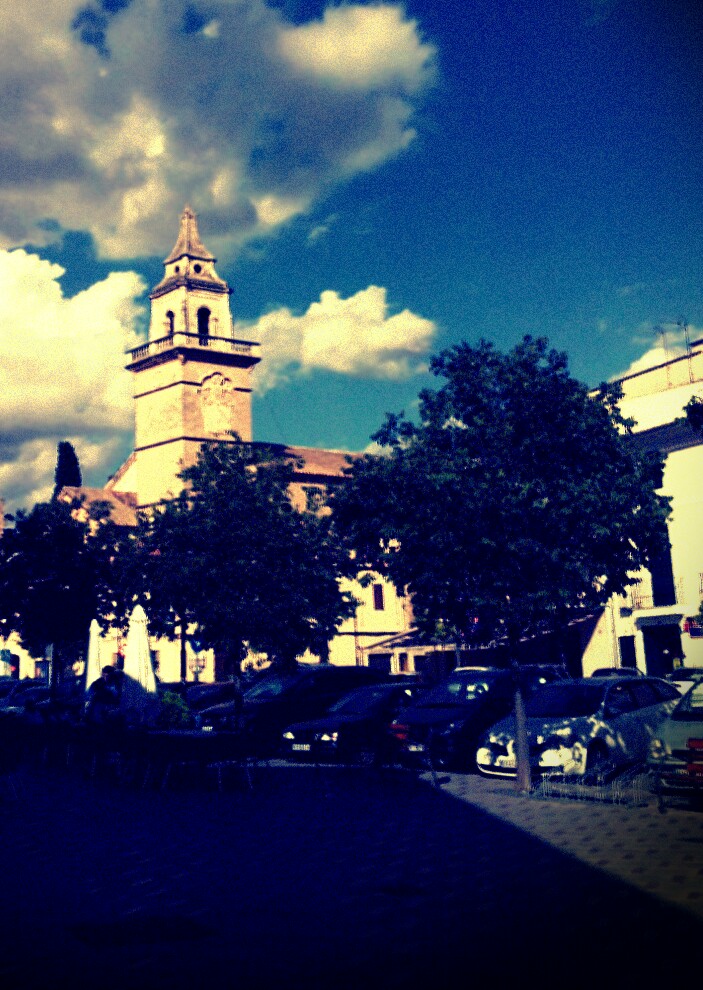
372 583 385 611
197 307 210 345
166 310 175 336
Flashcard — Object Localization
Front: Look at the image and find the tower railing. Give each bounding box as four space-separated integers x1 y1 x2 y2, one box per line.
127 332 260 363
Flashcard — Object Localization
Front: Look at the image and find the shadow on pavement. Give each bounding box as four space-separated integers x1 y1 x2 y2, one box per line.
0 764 700 989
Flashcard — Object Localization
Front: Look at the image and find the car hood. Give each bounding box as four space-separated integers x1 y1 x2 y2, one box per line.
483 714 599 745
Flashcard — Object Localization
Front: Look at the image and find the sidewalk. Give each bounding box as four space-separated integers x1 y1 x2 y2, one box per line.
436 770 703 920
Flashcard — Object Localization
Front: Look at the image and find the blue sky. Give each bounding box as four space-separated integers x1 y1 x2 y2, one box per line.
0 0 701 511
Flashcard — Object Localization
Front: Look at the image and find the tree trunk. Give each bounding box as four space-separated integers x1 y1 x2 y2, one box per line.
512 676 531 794
179 624 188 682
508 629 531 794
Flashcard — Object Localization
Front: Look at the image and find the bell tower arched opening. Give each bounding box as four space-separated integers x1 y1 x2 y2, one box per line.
197 306 210 346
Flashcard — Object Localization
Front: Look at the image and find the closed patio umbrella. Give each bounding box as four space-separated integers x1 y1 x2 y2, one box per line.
84 619 104 694
121 605 158 726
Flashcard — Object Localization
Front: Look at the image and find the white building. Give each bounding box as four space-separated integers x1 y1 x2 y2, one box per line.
582 337 703 676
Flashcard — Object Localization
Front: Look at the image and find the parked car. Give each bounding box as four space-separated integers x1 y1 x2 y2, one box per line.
648 680 703 806
476 675 680 781
664 668 703 697
157 680 244 708
0 678 20 701
0 678 48 709
388 664 570 772
198 663 389 756
280 677 425 765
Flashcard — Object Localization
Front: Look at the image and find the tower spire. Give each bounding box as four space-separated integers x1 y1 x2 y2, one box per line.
164 204 215 264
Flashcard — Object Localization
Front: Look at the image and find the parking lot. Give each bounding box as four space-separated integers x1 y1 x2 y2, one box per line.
1 759 702 990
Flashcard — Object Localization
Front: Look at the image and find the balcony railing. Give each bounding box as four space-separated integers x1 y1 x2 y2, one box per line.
127 332 260 363
626 577 685 611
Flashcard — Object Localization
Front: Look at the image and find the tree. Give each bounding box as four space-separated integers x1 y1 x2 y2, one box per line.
53 441 82 499
331 336 671 790
684 395 703 434
0 498 97 689
139 440 357 677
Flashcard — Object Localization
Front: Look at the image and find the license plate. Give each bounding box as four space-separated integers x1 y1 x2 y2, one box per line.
292 743 311 752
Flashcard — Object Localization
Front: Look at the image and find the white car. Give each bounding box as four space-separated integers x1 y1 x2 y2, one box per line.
476 676 680 780
648 680 703 804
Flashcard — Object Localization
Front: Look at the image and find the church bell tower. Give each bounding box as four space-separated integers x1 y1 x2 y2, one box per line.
125 205 261 507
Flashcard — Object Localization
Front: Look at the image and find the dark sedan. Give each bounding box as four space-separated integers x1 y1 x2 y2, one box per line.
388 664 569 772
198 663 388 756
280 678 425 765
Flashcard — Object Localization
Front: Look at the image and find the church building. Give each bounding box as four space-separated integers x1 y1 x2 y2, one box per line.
62 206 413 682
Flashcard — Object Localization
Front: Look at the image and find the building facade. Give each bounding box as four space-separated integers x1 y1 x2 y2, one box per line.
581 337 703 676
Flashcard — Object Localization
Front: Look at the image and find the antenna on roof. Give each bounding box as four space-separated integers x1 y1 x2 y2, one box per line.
678 316 693 383
654 325 671 387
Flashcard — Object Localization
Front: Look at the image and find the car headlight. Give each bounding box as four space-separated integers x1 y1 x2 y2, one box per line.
317 731 338 743
282 731 295 741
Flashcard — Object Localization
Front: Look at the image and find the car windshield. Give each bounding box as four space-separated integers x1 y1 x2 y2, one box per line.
328 684 397 715
525 682 605 718
673 682 703 720
418 670 502 707
243 671 303 701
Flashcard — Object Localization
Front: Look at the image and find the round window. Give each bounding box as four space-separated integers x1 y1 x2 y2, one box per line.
174 265 180 273
193 263 202 274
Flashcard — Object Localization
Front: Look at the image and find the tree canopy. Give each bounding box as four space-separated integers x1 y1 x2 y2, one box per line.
331 336 671 652
0 498 97 676
137 440 357 675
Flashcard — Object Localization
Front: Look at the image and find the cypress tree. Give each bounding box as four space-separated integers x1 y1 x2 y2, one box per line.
53 441 83 499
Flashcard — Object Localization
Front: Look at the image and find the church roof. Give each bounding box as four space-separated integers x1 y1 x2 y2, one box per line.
57 486 138 527
277 444 357 480
164 204 216 264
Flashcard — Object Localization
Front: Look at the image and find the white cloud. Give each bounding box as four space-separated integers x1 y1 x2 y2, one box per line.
0 0 436 258
614 325 690 379
241 285 436 393
0 248 144 511
277 5 435 91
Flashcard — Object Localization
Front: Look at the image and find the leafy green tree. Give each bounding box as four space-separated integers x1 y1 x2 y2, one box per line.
52 441 82 499
331 336 671 790
140 440 357 677
0 498 96 688
684 395 703 433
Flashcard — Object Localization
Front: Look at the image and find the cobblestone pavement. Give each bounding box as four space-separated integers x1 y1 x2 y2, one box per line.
1 760 702 990
437 770 703 919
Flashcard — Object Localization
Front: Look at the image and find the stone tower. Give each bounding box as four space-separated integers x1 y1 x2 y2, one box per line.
125 205 260 507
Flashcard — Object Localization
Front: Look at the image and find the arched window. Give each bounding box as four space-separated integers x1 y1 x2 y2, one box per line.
166 310 175 337
197 307 210 346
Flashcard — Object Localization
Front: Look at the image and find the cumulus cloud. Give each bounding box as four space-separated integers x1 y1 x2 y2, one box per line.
615 324 690 379
0 248 144 512
609 324 701 432
241 285 436 393
0 0 436 258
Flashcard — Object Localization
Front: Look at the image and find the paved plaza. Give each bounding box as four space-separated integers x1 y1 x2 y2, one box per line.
1 760 702 989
